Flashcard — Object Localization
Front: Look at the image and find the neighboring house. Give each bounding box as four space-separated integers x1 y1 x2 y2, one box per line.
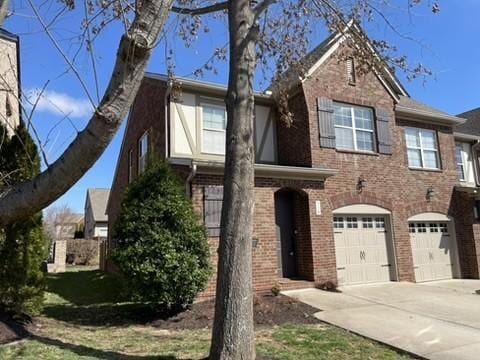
84 188 110 238
54 213 84 239
107 22 479 297
0 28 20 136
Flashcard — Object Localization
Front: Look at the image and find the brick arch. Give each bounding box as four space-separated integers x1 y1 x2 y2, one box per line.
403 200 452 220
328 190 393 212
275 186 308 199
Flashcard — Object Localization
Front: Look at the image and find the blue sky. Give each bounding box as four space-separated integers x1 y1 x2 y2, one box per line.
3 1 480 214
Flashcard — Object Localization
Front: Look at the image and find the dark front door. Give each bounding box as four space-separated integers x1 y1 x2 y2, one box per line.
275 191 297 278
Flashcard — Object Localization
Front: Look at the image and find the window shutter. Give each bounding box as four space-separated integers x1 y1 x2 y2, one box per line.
317 97 336 148
204 186 223 237
376 108 393 155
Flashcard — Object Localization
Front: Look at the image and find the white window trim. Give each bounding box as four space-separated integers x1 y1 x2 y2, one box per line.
138 131 149 174
201 102 227 155
455 143 466 181
406 127 440 170
334 103 375 153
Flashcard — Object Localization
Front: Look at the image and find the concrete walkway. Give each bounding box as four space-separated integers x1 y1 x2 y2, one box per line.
284 280 480 359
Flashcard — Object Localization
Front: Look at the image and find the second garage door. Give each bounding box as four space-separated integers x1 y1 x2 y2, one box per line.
409 222 457 282
334 216 393 285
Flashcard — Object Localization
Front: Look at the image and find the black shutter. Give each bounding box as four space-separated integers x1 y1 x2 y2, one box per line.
376 108 393 155
317 97 336 148
204 186 223 237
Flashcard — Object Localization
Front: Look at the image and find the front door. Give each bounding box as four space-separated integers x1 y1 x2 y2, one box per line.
275 191 297 278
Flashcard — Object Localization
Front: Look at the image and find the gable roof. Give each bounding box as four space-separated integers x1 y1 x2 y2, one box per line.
55 213 83 226
275 21 408 100
455 108 480 137
86 188 110 222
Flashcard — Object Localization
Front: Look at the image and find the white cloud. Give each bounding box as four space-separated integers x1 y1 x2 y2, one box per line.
27 89 93 119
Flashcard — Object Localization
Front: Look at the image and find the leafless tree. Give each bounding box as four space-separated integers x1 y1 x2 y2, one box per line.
0 0 439 359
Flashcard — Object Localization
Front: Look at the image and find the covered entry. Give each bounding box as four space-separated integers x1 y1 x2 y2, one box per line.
409 212 459 282
274 188 311 279
333 205 396 285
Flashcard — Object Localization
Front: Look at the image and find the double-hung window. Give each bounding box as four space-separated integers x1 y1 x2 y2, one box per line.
202 103 227 155
405 128 440 169
333 103 375 152
138 132 149 175
455 143 466 181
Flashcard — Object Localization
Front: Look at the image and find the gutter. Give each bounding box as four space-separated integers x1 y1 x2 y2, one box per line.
169 158 338 181
395 106 466 126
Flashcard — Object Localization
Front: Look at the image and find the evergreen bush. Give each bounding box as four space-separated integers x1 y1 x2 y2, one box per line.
112 161 211 309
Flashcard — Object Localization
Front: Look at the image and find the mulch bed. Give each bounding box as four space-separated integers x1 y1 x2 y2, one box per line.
150 294 320 330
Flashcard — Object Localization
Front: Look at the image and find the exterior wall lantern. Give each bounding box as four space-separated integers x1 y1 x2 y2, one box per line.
357 175 367 193
426 187 435 201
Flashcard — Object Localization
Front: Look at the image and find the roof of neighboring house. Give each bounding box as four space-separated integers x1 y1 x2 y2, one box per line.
86 188 110 222
455 108 480 137
55 213 84 226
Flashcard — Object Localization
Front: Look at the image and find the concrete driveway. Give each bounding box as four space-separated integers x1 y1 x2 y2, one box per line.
284 280 480 360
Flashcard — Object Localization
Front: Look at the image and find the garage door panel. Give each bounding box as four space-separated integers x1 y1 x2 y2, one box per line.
334 216 393 286
410 221 456 282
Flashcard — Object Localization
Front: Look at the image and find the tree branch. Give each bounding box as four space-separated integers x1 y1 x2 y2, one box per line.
171 1 228 16
0 0 9 26
0 0 175 226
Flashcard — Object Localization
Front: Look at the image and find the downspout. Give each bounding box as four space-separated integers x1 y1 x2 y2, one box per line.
164 79 173 159
186 161 197 198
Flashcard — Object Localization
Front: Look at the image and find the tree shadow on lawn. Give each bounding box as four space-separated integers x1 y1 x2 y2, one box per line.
42 302 172 327
30 333 179 360
44 269 179 327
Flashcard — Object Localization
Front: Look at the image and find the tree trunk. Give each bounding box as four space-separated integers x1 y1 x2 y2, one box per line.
0 0 9 26
0 0 174 226
209 0 257 359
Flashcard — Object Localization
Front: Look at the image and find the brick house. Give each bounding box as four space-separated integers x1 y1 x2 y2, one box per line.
106 24 480 296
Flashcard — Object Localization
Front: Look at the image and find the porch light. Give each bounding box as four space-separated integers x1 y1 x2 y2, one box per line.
426 187 435 201
357 176 367 192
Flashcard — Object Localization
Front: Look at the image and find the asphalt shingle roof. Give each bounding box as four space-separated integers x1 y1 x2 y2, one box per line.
456 108 480 136
397 96 457 120
87 188 110 222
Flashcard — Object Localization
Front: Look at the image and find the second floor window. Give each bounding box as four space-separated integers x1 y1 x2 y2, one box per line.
405 128 439 169
138 132 149 174
455 143 466 181
202 104 226 155
333 103 375 152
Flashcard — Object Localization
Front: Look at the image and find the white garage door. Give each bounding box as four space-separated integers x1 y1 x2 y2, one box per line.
409 222 456 282
334 216 392 285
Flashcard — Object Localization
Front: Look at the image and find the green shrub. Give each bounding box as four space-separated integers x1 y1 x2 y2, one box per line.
0 122 48 316
112 161 212 309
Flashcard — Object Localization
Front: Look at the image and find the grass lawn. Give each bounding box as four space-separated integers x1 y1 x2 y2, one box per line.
0 268 411 359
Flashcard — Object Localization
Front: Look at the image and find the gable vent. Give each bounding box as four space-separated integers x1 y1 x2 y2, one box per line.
347 58 356 85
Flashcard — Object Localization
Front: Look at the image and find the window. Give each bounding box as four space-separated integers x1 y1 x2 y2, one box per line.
333 217 344 229
128 149 133 183
333 103 375 152
375 218 385 229
202 104 227 154
347 58 356 84
455 143 466 180
405 128 440 169
416 223 427 233
429 223 438 233
346 217 358 228
409 223 416 233
138 132 149 175
362 217 373 228
439 223 448 234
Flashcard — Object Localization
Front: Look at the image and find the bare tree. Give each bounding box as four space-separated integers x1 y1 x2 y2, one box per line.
0 0 439 359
